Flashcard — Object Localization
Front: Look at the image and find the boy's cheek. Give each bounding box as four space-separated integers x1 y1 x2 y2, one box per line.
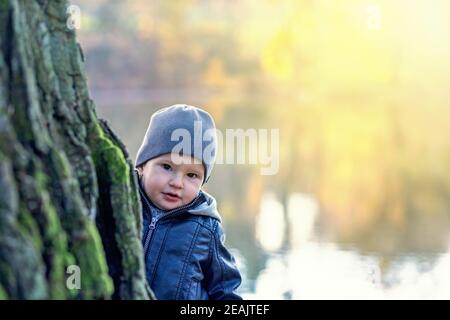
142 177 157 197
187 178 202 190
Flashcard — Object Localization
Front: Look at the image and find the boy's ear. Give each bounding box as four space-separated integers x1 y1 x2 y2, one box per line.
136 161 149 177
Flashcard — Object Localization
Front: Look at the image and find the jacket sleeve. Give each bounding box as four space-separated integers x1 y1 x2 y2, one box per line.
204 221 243 300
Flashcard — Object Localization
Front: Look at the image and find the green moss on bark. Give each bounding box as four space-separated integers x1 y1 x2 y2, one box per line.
17 205 43 252
0 284 7 300
71 220 114 298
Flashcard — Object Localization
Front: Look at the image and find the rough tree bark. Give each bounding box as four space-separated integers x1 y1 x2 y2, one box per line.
0 0 152 299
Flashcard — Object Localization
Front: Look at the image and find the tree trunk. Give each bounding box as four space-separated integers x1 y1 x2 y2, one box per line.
0 0 152 299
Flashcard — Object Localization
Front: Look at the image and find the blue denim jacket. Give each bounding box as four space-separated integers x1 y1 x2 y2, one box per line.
138 177 242 300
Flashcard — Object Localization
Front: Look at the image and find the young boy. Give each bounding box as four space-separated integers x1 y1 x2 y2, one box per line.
135 104 242 300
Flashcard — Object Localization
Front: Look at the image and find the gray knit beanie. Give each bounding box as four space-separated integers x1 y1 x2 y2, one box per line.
135 104 217 184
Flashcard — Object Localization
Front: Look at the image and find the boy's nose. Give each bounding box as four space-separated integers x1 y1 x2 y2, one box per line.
169 173 183 188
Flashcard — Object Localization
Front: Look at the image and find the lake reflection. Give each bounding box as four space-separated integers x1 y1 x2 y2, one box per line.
238 192 450 299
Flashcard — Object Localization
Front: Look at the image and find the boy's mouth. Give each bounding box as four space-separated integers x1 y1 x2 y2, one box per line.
162 192 181 200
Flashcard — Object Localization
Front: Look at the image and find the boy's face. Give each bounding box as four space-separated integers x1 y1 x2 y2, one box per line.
137 153 205 210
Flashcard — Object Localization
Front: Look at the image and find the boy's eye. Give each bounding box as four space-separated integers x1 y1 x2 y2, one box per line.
187 173 198 179
162 164 171 170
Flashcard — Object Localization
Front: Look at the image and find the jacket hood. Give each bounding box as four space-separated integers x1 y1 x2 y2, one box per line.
189 190 222 222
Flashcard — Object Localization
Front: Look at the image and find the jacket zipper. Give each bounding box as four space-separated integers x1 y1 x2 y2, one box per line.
143 217 157 256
